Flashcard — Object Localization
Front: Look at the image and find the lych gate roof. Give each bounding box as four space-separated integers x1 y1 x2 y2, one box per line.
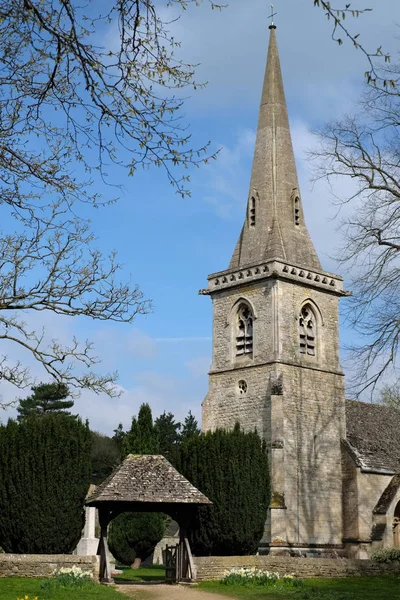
86 454 211 506
345 400 400 474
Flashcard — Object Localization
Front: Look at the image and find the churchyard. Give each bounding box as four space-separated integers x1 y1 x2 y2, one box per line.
1 2 400 600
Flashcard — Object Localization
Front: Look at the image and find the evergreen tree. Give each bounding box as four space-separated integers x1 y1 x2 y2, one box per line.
111 403 164 568
17 382 74 421
108 512 164 568
122 403 159 457
179 425 270 556
112 423 126 453
180 410 200 442
90 431 120 485
0 413 91 553
154 411 181 465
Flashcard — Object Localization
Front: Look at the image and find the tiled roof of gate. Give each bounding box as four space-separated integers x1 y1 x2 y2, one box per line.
345 400 400 474
86 454 212 506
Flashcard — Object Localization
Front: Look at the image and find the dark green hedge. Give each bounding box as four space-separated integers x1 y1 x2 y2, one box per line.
0 414 91 553
178 425 270 556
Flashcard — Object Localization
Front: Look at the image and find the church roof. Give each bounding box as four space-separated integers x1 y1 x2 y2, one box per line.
86 454 212 506
345 400 400 474
229 27 321 272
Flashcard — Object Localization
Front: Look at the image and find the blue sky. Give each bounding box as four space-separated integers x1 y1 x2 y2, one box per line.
2 0 400 433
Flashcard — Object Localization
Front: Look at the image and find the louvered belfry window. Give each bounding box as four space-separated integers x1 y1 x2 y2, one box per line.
236 304 253 357
299 305 316 356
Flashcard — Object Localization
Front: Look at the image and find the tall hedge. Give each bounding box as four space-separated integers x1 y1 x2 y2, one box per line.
178 424 270 556
0 414 91 553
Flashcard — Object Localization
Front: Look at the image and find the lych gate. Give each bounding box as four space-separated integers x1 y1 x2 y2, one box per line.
86 454 212 583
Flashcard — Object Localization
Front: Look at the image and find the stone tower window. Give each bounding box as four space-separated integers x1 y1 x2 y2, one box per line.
294 196 300 226
299 305 316 356
236 303 253 357
249 196 256 227
238 380 248 395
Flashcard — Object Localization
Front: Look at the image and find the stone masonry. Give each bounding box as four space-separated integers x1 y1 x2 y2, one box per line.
201 26 348 554
192 555 400 581
0 554 99 579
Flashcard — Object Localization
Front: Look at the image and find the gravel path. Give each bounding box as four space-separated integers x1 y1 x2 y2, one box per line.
116 583 228 600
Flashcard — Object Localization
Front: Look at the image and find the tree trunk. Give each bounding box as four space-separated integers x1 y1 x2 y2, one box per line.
131 557 142 569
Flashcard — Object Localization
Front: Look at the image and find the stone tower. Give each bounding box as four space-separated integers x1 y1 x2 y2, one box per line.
201 26 348 554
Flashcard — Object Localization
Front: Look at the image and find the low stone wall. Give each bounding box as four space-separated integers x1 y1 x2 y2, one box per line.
0 554 99 580
192 555 400 581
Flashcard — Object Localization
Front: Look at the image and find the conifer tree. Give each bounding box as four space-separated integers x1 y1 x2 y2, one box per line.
154 411 181 465
17 382 74 421
180 410 200 442
0 413 91 553
110 403 164 567
179 425 270 556
122 403 159 457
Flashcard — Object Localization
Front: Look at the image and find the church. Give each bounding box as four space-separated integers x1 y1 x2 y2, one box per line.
200 24 400 559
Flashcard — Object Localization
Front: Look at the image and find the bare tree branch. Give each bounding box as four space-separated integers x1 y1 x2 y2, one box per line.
310 59 400 396
313 1 396 89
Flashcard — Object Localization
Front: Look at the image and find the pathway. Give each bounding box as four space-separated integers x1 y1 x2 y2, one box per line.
116 583 228 600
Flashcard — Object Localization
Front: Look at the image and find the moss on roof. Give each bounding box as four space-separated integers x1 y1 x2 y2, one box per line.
86 454 211 506
346 400 400 474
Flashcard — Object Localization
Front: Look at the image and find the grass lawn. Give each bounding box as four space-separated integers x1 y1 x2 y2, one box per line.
0 577 125 600
113 565 165 582
199 576 400 599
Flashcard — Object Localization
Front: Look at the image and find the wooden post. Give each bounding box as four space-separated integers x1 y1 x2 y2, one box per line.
184 536 195 580
97 508 112 583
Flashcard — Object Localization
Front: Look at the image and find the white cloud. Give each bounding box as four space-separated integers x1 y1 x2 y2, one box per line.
198 128 255 218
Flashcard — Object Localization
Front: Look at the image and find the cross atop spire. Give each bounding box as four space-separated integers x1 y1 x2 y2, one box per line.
268 4 277 29
229 26 321 272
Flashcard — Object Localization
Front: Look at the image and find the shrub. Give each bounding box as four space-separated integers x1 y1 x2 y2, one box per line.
0 414 91 553
178 424 270 556
108 511 165 567
371 547 400 563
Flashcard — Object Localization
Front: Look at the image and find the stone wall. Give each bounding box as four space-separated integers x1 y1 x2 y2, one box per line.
192 555 400 581
0 554 99 580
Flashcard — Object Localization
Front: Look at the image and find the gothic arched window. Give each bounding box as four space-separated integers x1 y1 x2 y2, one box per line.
236 303 253 357
299 305 316 356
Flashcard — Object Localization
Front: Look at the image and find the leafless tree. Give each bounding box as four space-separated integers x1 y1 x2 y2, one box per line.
379 381 400 410
0 0 222 405
312 1 396 89
311 58 400 396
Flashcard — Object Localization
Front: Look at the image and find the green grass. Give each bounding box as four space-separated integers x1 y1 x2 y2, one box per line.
199 576 400 599
0 577 125 600
113 565 165 582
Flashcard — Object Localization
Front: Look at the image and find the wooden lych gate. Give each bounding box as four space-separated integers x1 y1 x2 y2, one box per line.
165 537 194 582
86 455 212 584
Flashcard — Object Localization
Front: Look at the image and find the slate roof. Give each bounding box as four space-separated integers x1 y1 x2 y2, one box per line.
345 400 400 474
86 454 212 506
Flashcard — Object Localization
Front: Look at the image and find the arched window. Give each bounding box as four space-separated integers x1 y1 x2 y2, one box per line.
236 303 253 357
299 305 316 356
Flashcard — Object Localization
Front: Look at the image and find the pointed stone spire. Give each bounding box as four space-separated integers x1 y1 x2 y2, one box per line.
229 27 321 271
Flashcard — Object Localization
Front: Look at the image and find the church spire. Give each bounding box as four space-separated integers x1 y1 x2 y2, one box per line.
229 27 321 271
